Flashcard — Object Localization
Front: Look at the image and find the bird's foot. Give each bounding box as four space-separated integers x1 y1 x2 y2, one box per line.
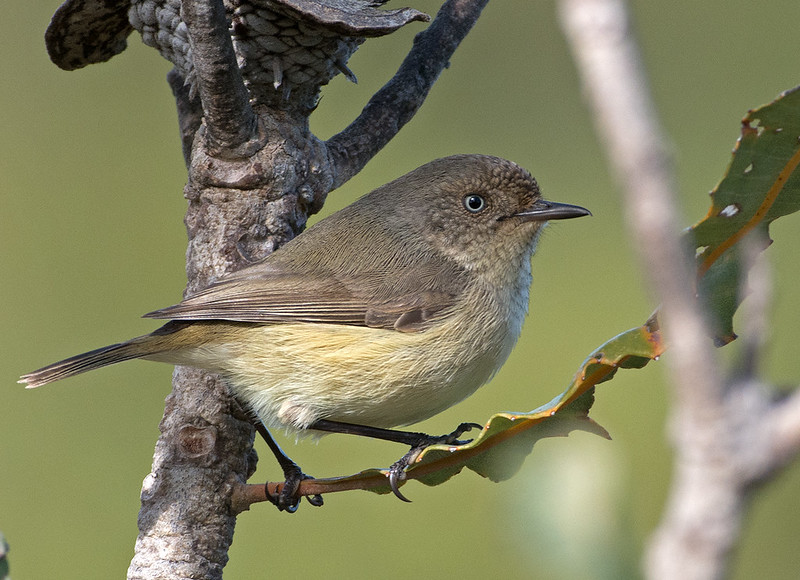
425 422 484 446
387 422 483 502
266 463 324 513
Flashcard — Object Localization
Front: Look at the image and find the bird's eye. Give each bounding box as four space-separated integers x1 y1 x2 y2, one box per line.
463 194 486 213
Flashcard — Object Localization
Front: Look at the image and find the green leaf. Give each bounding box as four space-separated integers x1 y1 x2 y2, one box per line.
690 85 800 344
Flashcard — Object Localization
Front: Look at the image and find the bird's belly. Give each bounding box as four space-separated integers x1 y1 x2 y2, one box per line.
216 313 518 433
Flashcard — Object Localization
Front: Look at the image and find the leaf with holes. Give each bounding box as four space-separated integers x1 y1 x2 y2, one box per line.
690 85 800 344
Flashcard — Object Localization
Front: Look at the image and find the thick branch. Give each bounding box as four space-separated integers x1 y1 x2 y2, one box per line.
181 0 260 155
326 0 489 187
127 368 257 580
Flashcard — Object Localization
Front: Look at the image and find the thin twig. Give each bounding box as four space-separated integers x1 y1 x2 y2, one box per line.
326 0 489 187
558 0 718 396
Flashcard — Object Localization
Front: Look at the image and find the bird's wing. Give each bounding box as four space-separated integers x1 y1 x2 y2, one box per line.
143 259 467 333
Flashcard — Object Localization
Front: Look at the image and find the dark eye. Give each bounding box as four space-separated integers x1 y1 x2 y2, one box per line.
463 194 486 213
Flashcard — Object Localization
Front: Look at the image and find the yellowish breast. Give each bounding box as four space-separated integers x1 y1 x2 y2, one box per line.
209 279 529 433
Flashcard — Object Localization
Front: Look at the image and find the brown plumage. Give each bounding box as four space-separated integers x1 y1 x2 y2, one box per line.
21 154 590 434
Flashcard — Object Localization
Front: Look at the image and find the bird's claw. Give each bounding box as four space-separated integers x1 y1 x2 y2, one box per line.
306 491 324 507
387 449 419 503
388 464 412 503
265 466 324 513
441 422 483 446
386 422 484 503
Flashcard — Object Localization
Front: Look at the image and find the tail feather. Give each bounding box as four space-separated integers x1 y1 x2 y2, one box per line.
20 339 151 388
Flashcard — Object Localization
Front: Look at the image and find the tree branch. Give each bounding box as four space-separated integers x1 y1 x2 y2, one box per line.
181 0 261 156
127 368 257 580
559 1 800 579
326 0 489 187
769 388 800 475
167 68 204 168
558 0 720 396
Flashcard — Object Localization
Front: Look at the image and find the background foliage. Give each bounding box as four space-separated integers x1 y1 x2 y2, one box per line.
2 1 799 578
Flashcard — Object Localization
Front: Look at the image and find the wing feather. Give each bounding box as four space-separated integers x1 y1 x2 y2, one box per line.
144 260 467 332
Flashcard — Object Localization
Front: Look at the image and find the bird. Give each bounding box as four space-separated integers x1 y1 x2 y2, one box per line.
21 154 590 509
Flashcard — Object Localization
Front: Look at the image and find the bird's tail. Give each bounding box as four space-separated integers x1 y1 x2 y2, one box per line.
20 334 164 388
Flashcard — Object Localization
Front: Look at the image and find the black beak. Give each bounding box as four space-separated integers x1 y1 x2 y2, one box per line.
515 199 591 221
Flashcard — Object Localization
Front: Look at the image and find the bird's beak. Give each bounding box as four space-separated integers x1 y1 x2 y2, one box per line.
515 199 591 221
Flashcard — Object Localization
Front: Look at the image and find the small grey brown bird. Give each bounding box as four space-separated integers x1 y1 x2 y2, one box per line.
21 154 590 509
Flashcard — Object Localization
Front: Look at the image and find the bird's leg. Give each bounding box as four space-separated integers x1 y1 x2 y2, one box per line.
249 416 324 512
309 419 482 447
309 419 483 501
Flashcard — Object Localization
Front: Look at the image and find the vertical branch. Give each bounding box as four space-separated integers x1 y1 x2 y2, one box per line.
561 0 800 575
558 1 737 579
180 0 260 155
167 69 204 167
326 0 489 187
129 2 263 578
558 0 724 415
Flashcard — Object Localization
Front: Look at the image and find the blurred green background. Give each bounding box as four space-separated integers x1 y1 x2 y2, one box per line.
2 0 800 578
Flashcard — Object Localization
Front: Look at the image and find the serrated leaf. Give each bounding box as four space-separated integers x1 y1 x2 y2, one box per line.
690 85 800 344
